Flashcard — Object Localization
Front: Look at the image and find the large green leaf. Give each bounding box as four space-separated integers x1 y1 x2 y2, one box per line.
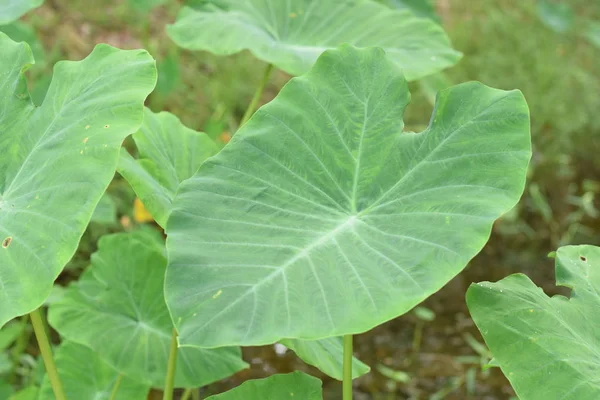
466 245 600 400
167 0 461 79
48 230 248 388
0 0 42 24
206 372 322 400
0 33 156 328
376 0 439 22
165 45 531 348
38 342 149 400
281 338 369 380
118 108 217 228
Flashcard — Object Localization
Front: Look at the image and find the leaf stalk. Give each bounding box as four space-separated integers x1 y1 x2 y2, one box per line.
343 334 353 400
163 328 179 400
240 63 274 127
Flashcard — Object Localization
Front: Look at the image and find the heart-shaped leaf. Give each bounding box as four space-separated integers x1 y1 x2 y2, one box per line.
467 245 600 400
118 108 217 228
48 230 248 388
206 372 322 400
0 0 42 24
38 342 149 400
0 33 156 328
167 0 461 79
165 45 531 348
281 338 369 380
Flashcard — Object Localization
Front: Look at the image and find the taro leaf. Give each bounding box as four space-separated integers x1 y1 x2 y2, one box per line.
0 21 45 63
165 45 531 348
376 0 440 22
536 0 574 34
38 342 149 400
206 372 322 400
0 0 42 24
48 230 248 388
167 0 461 80
466 245 600 400
281 338 369 380
0 33 156 328
118 108 218 228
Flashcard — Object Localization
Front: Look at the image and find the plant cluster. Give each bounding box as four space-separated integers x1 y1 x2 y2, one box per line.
0 1 597 400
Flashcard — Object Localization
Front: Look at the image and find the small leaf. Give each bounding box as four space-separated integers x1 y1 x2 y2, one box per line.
467 245 600 400
118 108 218 228
165 45 531 348
38 342 149 400
281 337 370 380
0 0 43 24
206 372 322 400
0 33 156 328
167 0 461 79
48 230 248 388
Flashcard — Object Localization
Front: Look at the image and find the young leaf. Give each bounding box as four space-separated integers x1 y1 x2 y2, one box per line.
281 337 370 380
206 372 322 400
165 45 531 348
467 245 600 400
118 108 218 228
38 342 149 400
48 230 248 388
0 33 156 328
167 0 461 80
0 0 43 24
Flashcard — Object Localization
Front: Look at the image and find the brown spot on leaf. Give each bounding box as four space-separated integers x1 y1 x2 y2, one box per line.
2 237 12 248
104 124 110 129
580 256 587 262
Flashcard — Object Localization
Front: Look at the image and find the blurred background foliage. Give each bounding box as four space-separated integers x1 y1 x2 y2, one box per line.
1 0 599 398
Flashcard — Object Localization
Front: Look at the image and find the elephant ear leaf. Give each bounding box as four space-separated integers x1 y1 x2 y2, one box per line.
206 372 322 400
467 245 600 400
0 33 156 328
0 0 43 24
167 0 461 79
118 108 218 228
164 44 531 348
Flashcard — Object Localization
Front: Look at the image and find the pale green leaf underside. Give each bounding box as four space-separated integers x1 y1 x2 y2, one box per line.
165 45 531 348
0 33 156 328
118 108 217 228
0 0 42 24
167 0 461 79
467 245 600 400
48 230 248 388
206 372 322 400
281 337 369 380
38 342 149 400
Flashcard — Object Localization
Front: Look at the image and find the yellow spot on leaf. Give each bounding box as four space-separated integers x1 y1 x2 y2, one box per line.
80 150 84 155
104 124 110 129
289 12 297 18
212 289 223 299
2 237 12 248
133 198 154 223
83 137 89 144
85 125 90 129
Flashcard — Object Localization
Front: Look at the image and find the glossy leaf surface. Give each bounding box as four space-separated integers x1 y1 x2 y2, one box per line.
206 372 322 400
38 342 149 400
48 230 248 388
467 245 600 400
167 0 461 79
165 45 531 348
0 0 42 24
0 33 155 328
281 338 369 380
118 108 217 228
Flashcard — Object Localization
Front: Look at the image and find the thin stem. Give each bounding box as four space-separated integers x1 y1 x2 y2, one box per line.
343 334 353 400
180 388 193 400
240 63 274 127
109 374 123 400
163 328 179 400
30 308 67 400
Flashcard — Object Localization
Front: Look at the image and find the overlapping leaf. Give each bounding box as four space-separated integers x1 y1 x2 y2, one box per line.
467 245 600 400
38 342 149 400
281 338 369 380
0 33 156 328
0 0 42 25
165 45 531 348
167 0 461 79
48 230 248 388
206 372 322 400
118 108 217 228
